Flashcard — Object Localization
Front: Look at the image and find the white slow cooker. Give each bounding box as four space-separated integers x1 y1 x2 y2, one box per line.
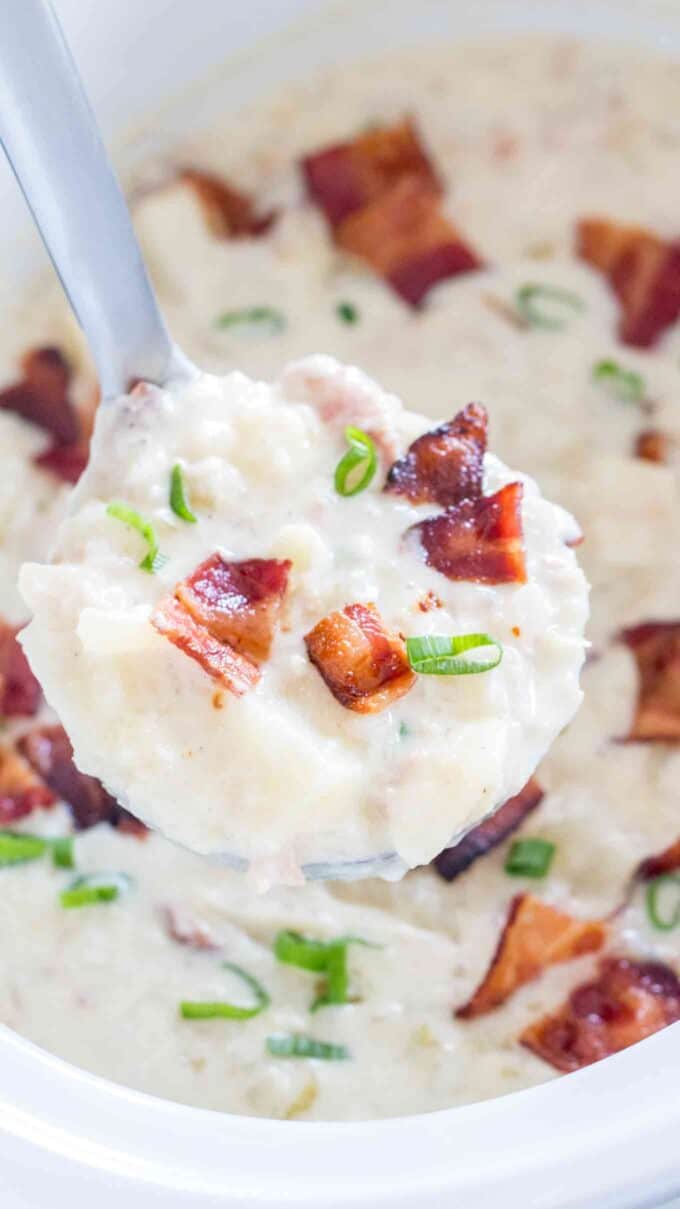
1 1 679 1205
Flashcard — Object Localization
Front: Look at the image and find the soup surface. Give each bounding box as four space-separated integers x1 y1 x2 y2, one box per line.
0 34 679 1120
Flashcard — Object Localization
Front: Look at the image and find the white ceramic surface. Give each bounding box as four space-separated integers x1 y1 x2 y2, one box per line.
1 1 680 1205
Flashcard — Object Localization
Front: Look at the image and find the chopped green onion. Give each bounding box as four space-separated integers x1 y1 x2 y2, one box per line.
334 426 377 497
515 283 584 329
274 930 378 1011
169 463 197 523
51 836 75 869
106 502 163 573
275 930 332 972
406 633 503 676
505 838 555 878
645 874 680 932
311 942 349 1012
180 962 270 1020
336 301 359 325
266 1034 349 1060
0 831 48 867
592 359 645 404
60 872 131 908
215 306 286 336
399 721 410 739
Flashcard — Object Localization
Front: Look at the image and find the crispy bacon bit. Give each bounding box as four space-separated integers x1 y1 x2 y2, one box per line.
303 120 482 306
433 778 544 882
302 118 440 227
412 481 527 585
456 894 606 1019
635 836 680 882
418 590 443 614
152 596 260 695
0 347 79 444
0 622 42 717
162 904 222 951
336 177 482 307
305 602 416 714
619 621 680 742
176 555 291 663
521 957 680 1072
181 169 276 238
18 724 146 834
385 402 488 507
34 441 89 484
634 429 668 464
0 744 55 823
578 217 680 348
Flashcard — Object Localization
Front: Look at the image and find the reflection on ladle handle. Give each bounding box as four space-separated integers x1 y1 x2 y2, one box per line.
0 0 192 398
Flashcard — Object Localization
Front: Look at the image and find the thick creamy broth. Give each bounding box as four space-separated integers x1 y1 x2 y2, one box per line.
0 35 679 1119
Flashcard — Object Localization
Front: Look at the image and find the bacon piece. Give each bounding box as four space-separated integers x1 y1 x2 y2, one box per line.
151 596 260 695
0 744 55 823
412 481 526 585
162 904 222 951
181 169 276 238
619 621 680 742
305 602 416 714
635 836 680 882
433 778 544 882
18 724 146 835
578 218 680 348
176 555 291 663
0 622 42 717
0 347 79 444
34 441 89 484
302 118 440 228
385 403 487 507
456 894 606 1019
337 177 482 307
634 429 668 465
521 957 680 1072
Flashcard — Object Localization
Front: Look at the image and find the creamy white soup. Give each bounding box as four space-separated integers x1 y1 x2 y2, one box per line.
0 35 679 1120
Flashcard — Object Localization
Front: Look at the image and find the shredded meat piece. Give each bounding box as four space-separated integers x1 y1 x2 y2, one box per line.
578 217 680 348
18 724 146 834
302 118 440 227
161 905 223 951
634 836 680 882
521 957 680 1072
456 893 607 1019
0 622 42 717
433 778 544 881
303 120 481 305
634 429 668 464
176 555 291 662
619 621 680 742
411 481 527 585
0 744 55 823
0 347 80 444
337 177 482 307
181 169 276 238
385 402 488 507
305 602 416 714
152 596 261 695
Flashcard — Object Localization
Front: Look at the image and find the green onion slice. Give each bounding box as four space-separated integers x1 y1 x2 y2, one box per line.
334 426 377 497
406 633 503 676
515 283 584 329
336 301 359 325
274 930 378 1012
215 306 286 336
266 1034 349 1060
169 463 197 523
505 838 555 878
0 831 49 866
180 961 270 1020
646 874 680 932
60 872 131 908
106 502 163 573
592 359 645 404
275 930 333 972
51 836 75 869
